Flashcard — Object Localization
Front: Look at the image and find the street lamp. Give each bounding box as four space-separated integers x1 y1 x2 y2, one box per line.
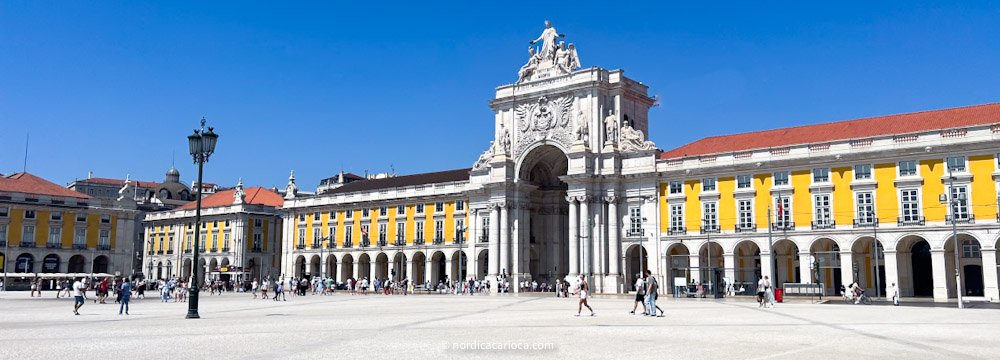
185 117 219 319
867 210 881 298
939 167 965 309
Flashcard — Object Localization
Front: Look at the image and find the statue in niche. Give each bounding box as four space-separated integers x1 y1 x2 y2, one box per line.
575 109 589 142
501 123 512 154
619 119 656 152
604 109 618 144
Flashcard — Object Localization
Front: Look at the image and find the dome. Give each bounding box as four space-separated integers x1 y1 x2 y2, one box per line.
164 166 181 184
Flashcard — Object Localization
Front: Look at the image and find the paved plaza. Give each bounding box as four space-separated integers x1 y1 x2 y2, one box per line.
0 292 998 359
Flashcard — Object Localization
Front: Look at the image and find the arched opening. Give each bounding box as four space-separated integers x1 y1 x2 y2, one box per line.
182 259 193 282
293 255 305 278
392 253 406 281
156 261 164 279
516 144 569 283
375 253 389 280
665 243 690 291
430 251 447 285
451 250 468 282
944 234 984 298
698 241 724 292
42 254 60 273
340 254 354 282
208 258 219 281
15 253 34 273
326 255 337 280
851 237 886 294
358 253 371 280
896 235 932 297
309 255 321 277
733 240 761 293
772 239 799 287
477 249 489 280
197 258 207 285
810 238 841 295
93 255 110 274
166 260 173 279
411 252 426 285
625 244 649 291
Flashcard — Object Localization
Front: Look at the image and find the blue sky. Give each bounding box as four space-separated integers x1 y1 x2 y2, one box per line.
2 1 999 190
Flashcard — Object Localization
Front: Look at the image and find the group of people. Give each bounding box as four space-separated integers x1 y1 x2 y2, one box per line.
630 270 665 317
60 277 136 315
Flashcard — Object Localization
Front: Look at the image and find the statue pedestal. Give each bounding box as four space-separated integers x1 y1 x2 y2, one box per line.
602 142 618 153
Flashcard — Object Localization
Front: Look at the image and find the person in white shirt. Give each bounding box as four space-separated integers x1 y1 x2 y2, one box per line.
631 274 646 315
71 278 86 315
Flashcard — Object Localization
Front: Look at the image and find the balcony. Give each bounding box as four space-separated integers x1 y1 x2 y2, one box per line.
221 247 230 252
97 244 111 250
479 235 489 243
46 243 62 249
628 230 646 237
455 237 465 245
184 249 192 254
666 228 685 236
946 215 975 224
852 219 878 228
199 248 207 253
700 226 721 234
19 242 36 248
770 223 794 231
735 224 757 233
311 242 321 249
377 240 387 247
210 247 219 253
360 240 370 248
394 239 406 246
166 250 174 254
326 242 336 249
156 251 164 255
251 247 263 253
295 244 306 250
343 241 354 248
897 216 926 226
811 220 835 230
414 239 425 245
433 238 444 245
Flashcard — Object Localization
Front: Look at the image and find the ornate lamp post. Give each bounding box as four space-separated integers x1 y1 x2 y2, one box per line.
185 117 219 319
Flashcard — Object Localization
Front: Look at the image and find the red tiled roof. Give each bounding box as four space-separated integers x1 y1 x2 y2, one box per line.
178 187 283 210
81 177 160 189
0 173 91 199
659 102 1000 159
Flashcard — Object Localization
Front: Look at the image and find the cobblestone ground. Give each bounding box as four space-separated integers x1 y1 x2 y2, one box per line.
0 291 997 359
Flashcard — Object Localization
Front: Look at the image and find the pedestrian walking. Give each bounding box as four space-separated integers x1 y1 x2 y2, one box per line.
889 282 899 306
572 275 595 317
631 273 646 315
644 271 663 317
119 280 132 315
756 277 766 307
763 276 774 308
71 278 86 315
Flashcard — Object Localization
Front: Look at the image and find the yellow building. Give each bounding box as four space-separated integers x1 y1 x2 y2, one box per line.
0 172 139 288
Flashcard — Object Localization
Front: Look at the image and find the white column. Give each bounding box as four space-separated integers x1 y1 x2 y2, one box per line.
760 251 774 286
931 250 948 301
689 254 701 283
839 251 854 295
425 259 433 285
723 252 736 286
882 250 900 299
488 205 499 278
352 260 359 281
511 204 522 292
981 249 999 302
444 254 454 283
607 197 620 277
567 197 579 276
594 202 603 277
580 197 591 276
466 210 478 281
499 204 510 277
546 206 559 279
799 251 813 284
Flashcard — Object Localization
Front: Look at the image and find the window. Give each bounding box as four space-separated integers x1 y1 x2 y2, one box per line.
629 207 642 236
416 204 425 214
774 196 791 227
167 235 173 250
345 210 353 219
361 225 369 242
702 202 718 230
481 216 490 241
379 207 387 216
185 234 192 250
962 240 981 258
738 200 753 229
396 223 405 241
456 200 465 211
950 186 970 221
73 229 87 245
669 204 683 232
22 224 35 243
813 168 830 183
737 175 752 189
328 226 336 244
362 208 370 218
253 233 263 250
856 192 875 224
0 224 7 244
668 181 683 194
378 223 387 243
455 219 465 241
434 220 443 241
211 234 218 250
312 226 321 246
78 214 88 222
50 212 61 221
0 207 7 217
854 164 872 180
199 232 206 249
98 229 110 246
25 210 36 219
946 156 966 172
254 218 263 227
48 226 61 246
773 171 790 186
298 228 306 246
397 205 405 214
415 221 425 241
345 225 353 245
702 178 716 192
329 211 337 221
313 213 320 221
298 213 305 222
814 194 831 226
435 202 444 212
900 189 921 223
224 220 230 227
898 161 917 176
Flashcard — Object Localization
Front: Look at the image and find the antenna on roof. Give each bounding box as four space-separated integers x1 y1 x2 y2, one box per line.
172 150 175 167
22 133 29 173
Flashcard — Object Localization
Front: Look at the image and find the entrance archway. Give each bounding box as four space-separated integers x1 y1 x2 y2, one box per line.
358 253 371 280
451 250 467 281
944 234 984 298
93 255 110 273
516 144 569 283
293 256 305 278
477 249 489 279
326 255 337 280
430 251 446 284
392 253 406 281
625 244 649 290
15 253 34 273
68 255 85 273
810 238 840 295
733 240 761 291
772 239 799 287
411 252 426 285
340 254 354 282
665 243 690 291
851 236 886 294
309 255 321 277
42 254 60 273
375 253 389 280
182 259 192 281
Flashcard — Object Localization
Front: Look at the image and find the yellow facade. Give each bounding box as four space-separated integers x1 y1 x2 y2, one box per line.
874 163 898 224
753 174 772 227
831 167 853 226
718 177 736 230
970 155 998 220
791 171 811 227
920 159 945 221
684 180 701 232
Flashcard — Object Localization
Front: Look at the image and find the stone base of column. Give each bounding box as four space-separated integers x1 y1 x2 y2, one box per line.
602 274 623 294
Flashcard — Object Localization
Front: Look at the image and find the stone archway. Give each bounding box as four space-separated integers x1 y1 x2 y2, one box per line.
375 253 389 280
326 254 337 280
42 254 60 273
944 233 984 298
733 240 761 290
515 144 569 285
665 243 690 291
625 244 649 290
392 252 406 281
358 253 371 280
772 239 799 287
809 238 841 295
411 252 426 285
93 255 110 274
309 255 321 277
851 236 886 294
15 253 35 273
430 251 447 285
68 255 86 273
340 254 354 282
182 259 193 282
292 256 305 278
477 249 489 280
451 250 468 282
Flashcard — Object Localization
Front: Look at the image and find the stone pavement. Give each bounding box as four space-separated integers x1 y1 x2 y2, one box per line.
0 291 997 359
